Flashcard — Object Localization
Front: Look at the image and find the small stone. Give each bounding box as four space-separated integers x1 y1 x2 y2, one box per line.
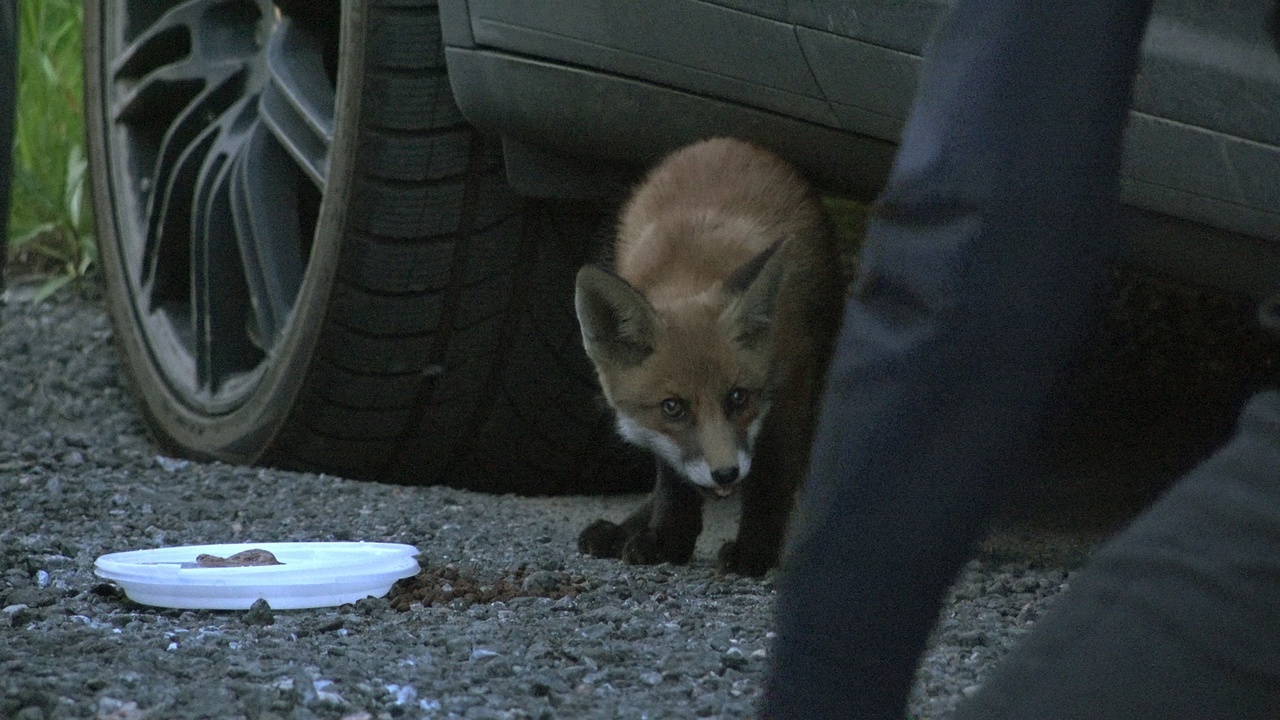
4 588 55 608
97 697 144 720
640 671 663 686
90 583 125 601
721 647 748 670
521 570 564 594
355 596 389 615
14 706 46 720
312 679 345 705
385 683 417 706
313 615 345 633
243 598 274 626
154 455 189 472
3 603 29 625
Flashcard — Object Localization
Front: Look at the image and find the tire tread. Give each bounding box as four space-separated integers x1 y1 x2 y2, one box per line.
261 0 647 493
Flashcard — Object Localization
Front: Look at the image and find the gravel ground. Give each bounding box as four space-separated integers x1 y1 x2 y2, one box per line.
1 273 1273 720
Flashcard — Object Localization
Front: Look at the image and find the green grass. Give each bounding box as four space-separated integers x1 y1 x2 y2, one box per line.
7 0 93 301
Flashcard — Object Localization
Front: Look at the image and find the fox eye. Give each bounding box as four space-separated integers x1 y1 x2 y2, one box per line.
660 398 688 420
725 388 750 413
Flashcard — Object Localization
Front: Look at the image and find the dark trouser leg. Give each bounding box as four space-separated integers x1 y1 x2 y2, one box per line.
955 391 1280 720
0 0 16 291
762 1 1153 718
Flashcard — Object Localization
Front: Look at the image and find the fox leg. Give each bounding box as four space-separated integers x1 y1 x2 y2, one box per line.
720 397 814 576
718 428 800 576
721 348 831 576
579 460 704 565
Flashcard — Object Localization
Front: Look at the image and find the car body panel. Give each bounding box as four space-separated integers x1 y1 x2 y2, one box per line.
444 47 897 196
441 0 1280 293
466 0 835 125
796 28 916 142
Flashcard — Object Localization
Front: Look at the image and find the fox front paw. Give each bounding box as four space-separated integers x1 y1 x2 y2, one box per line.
578 519 627 558
620 527 693 566
577 519 694 566
717 540 776 577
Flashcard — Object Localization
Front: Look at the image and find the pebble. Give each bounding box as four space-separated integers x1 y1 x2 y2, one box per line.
721 647 749 670
3 603 29 626
242 599 275 626
521 570 563 594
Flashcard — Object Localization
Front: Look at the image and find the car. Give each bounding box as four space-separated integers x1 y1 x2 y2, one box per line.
84 0 1280 494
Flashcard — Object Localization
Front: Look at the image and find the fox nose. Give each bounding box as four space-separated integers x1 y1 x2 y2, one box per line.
711 467 740 486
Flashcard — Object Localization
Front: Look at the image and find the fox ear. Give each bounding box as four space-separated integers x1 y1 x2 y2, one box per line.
575 265 660 368
724 239 787 349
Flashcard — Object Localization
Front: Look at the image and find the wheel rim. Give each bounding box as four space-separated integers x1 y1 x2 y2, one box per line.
101 0 335 414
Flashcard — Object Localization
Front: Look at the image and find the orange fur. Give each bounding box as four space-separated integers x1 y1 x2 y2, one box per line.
575 137 845 575
615 137 831 306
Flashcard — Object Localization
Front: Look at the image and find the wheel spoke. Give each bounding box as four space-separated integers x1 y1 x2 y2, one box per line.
230 125 306 349
109 0 259 123
109 0 209 77
141 69 247 298
148 119 219 313
111 56 247 126
260 18 335 188
190 105 261 394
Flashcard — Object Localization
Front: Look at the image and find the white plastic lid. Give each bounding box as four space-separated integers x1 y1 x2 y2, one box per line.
93 542 421 610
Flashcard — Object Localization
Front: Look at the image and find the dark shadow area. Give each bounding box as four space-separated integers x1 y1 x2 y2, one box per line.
1010 269 1280 531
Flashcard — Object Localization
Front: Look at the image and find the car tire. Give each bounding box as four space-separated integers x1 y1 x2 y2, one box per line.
85 0 647 493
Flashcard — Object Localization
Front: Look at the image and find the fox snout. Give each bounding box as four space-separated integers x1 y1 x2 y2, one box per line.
685 420 753 497
711 467 739 486
694 455 750 498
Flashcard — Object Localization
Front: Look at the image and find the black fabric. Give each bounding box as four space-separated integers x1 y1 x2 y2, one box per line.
0 0 16 290
762 1 1155 717
954 391 1280 719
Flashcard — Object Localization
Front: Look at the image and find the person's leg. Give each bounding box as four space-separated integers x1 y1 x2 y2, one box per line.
954 390 1280 720
0 0 16 292
762 1 1154 718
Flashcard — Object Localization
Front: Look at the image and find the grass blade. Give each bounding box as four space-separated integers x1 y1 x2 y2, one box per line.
7 0 92 298
31 273 72 304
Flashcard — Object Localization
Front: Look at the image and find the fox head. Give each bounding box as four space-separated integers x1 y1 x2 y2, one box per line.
575 243 787 496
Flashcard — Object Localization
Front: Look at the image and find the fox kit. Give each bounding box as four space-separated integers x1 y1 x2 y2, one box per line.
575 137 844 576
